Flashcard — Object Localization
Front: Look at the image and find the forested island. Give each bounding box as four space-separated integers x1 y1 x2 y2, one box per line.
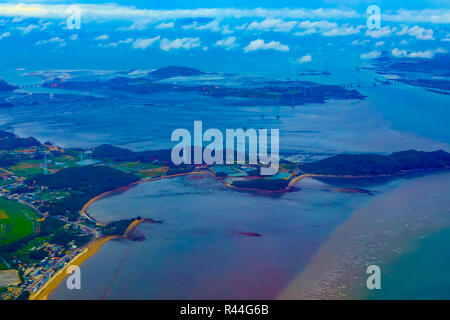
300 150 450 176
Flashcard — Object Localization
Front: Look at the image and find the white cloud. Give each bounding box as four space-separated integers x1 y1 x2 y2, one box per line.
375 41 385 47
441 33 450 42
40 21 51 31
69 34 78 41
391 47 447 59
36 36 65 47
183 20 221 32
0 4 360 22
366 26 394 38
2 4 450 26
400 40 408 45
397 26 434 40
117 21 150 31
383 9 450 24
119 38 133 44
132 36 160 49
102 38 133 48
297 20 337 30
102 42 118 48
295 21 361 37
95 34 109 41
18 24 38 35
0 31 11 40
296 54 312 64
247 19 297 33
351 39 369 46
222 24 233 34
361 50 381 59
243 39 289 53
215 36 238 49
322 25 361 36
293 28 317 36
160 37 201 51
155 22 174 29
235 23 248 30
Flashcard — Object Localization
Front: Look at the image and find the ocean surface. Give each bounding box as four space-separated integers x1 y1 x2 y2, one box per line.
366 171 450 300
0 67 449 155
49 174 387 299
0 65 449 299
49 172 450 299
279 171 450 299
369 228 450 300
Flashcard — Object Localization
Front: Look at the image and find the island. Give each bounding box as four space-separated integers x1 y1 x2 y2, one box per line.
0 130 449 300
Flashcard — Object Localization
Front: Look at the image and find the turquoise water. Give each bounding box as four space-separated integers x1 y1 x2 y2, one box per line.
370 227 450 300
277 171 450 299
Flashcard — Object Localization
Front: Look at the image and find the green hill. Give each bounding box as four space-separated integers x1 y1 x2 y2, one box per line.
27 166 139 220
301 150 450 176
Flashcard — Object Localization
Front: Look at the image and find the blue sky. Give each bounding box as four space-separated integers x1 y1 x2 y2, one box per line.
0 1 449 76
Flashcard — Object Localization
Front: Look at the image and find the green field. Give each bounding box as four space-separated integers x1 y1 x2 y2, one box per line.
110 161 168 178
8 160 44 178
0 198 38 245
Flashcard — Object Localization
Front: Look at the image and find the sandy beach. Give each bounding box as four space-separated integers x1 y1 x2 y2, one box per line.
29 172 208 300
29 235 118 300
29 217 149 300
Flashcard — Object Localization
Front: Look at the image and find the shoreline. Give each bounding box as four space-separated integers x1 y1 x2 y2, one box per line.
29 172 211 300
76 168 450 223
30 169 450 300
29 235 118 300
29 218 149 300
30 172 345 301
80 171 209 224
277 171 450 300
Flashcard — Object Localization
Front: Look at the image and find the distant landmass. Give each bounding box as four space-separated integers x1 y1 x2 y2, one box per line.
147 66 206 80
369 52 450 94
0 130 40 150
301 150 450 175
2 129 449 196
298 71 330 76
40 66 364 107
0 79 16 91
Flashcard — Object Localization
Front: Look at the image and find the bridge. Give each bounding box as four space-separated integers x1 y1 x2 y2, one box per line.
338 79 403 88
18 83 44 89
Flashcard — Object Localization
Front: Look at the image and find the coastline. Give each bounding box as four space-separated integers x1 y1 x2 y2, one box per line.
29 235 118 300
277 171 450 300
29 169 450 300
79 171 208 224
29 218 149 300
29 172 209 300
